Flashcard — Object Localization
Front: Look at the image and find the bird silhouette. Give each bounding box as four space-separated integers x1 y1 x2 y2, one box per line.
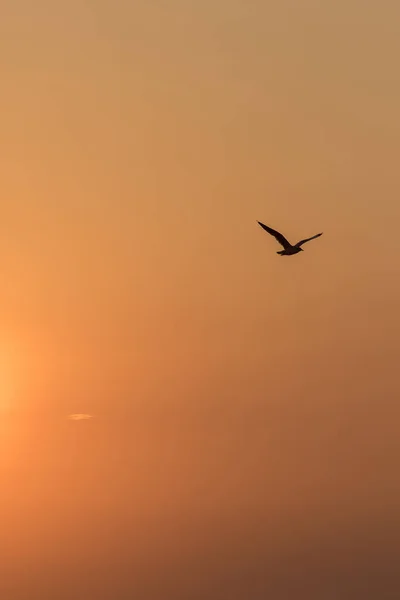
257 221 323 255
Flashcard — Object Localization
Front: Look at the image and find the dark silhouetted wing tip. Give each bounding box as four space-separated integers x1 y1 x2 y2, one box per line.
295 232 324 247
257 221 291 249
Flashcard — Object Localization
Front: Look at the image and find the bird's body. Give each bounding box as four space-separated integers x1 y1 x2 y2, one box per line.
276 246 303 256
257 221 323 255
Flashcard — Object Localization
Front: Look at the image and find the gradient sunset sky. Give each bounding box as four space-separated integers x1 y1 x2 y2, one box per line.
1 1 400 598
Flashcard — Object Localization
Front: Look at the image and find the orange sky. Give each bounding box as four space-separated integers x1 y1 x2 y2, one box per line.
1 1 400 598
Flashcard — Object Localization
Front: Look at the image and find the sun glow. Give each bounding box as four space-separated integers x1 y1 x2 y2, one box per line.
0 350 18 415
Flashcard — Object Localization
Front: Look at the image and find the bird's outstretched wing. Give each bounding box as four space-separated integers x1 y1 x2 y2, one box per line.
257 221 291 249
295 232 323 247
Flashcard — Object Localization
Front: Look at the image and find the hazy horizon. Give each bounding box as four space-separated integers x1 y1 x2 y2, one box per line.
1 0 400 598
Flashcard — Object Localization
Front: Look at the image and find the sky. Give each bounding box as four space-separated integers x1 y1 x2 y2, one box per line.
1 0 400 598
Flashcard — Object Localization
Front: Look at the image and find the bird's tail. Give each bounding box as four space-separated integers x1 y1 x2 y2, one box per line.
277 250 285 255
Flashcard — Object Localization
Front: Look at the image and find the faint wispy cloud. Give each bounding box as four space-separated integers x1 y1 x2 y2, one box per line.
68 413 93 421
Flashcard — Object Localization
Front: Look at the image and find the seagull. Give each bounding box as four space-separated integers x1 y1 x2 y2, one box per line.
257 221 323 255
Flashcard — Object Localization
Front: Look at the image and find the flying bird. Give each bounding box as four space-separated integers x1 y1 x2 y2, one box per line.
257 221 323 255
